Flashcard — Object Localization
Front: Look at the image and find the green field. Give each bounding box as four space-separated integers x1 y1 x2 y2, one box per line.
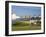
12 21 41 31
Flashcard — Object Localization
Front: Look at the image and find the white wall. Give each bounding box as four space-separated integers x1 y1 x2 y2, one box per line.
0 0 46 37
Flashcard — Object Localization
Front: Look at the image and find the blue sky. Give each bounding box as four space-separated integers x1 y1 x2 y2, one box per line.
12 5 41 16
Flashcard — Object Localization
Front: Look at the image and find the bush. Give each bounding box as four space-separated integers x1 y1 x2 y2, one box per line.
31 23 34 26
12 21 21 26
12 21 30 26
36 20 41 26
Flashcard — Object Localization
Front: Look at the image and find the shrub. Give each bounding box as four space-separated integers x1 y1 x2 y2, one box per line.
36 20 41 26
12 21 30 26
31 23 34 26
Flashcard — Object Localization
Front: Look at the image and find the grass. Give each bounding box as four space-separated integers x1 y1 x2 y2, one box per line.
12 21 41 31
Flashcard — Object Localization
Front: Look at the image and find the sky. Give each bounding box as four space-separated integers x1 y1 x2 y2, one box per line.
12 5 41 16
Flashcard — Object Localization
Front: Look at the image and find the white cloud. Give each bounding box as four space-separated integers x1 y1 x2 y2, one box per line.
12 13 20 20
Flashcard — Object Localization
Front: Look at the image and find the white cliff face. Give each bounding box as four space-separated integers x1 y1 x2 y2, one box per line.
12 13 20 20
